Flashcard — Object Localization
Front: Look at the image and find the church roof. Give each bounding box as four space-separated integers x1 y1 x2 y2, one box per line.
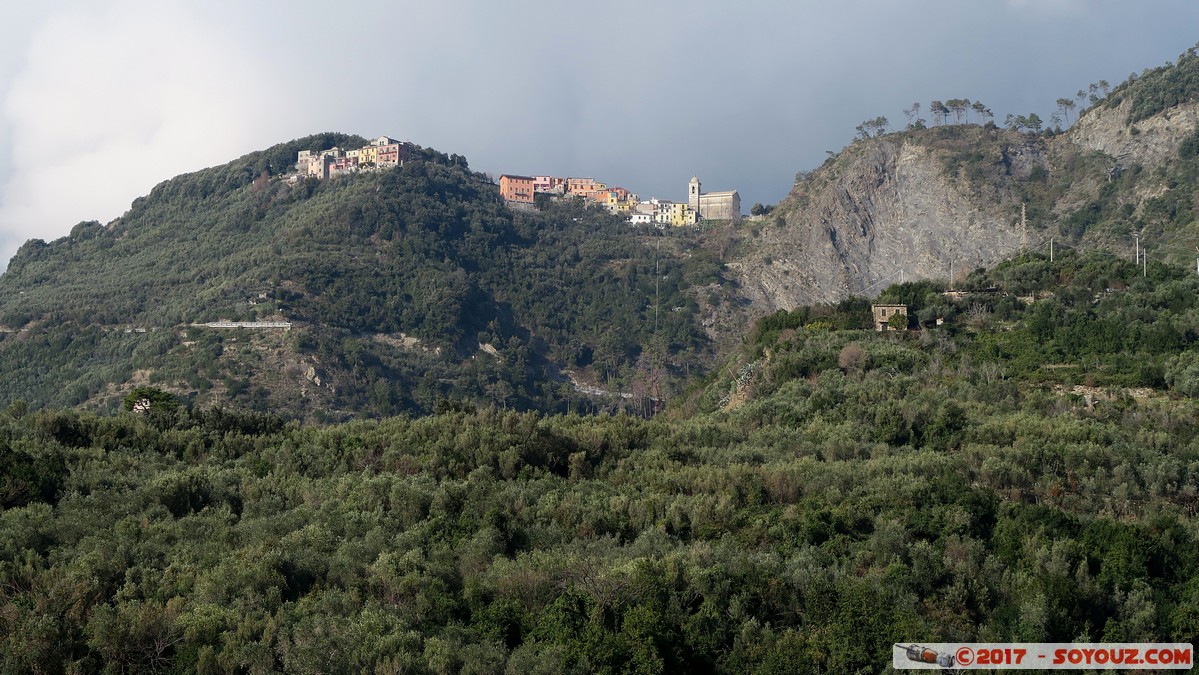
700 190 738 197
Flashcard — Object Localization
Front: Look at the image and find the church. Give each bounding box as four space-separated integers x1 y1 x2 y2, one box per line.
688 177 741 222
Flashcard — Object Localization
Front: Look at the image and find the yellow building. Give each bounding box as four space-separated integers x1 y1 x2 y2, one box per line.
667 202 695 226
358 145 378 166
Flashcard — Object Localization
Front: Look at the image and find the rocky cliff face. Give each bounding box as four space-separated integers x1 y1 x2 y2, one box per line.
718 84 1199 323
728 130 1043 313
1069 98 1199 172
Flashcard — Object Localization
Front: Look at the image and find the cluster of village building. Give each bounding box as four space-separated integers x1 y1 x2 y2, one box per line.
293 135 740 225
295 136 416 179
499 174 740 225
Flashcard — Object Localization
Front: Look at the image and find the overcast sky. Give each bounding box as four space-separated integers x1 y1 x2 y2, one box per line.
1 0 1197 266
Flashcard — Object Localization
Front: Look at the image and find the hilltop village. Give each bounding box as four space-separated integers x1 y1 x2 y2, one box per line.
498 174 741 225
294 136 416 179
293 136 740 225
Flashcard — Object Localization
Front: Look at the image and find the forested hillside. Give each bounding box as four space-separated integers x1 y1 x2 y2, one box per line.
0 136 719 418
2 251 1198 673
698 248 1199 415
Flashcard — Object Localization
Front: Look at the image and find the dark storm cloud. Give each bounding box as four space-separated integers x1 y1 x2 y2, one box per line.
2 0 1197 265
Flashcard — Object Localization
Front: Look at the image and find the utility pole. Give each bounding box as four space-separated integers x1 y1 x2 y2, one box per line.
1050 237 1054 263
1134 233 1139 264
654 237 660 333
1143 247 1147 278
1020 203 1027 253
949 260 954 289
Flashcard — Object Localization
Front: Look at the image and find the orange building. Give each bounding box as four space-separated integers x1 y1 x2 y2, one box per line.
610 187 632 201
499 175 535 203
567 177 606 198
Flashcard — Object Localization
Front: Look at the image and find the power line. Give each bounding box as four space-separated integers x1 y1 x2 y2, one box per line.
1151 223 1199 245
860 270 905 294
1026 234 1199 278
1142 239 1199 259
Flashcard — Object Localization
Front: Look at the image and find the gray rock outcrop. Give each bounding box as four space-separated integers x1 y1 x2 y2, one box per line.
730 134 1037 313
1069 98 1199 171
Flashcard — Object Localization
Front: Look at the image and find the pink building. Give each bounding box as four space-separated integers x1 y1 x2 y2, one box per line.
328 156 358 177
534 176 566 193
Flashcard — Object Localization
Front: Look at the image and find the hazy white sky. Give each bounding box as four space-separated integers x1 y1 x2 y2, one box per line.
1 0 1197 266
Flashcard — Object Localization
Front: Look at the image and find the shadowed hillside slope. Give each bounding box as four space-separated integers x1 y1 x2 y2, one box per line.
0 136 716 418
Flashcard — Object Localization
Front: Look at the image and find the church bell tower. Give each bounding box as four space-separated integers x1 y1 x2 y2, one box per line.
688 176 701 213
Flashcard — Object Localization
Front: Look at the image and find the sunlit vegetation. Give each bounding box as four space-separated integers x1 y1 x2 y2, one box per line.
3 249 1199 672
1106 44 1199 123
